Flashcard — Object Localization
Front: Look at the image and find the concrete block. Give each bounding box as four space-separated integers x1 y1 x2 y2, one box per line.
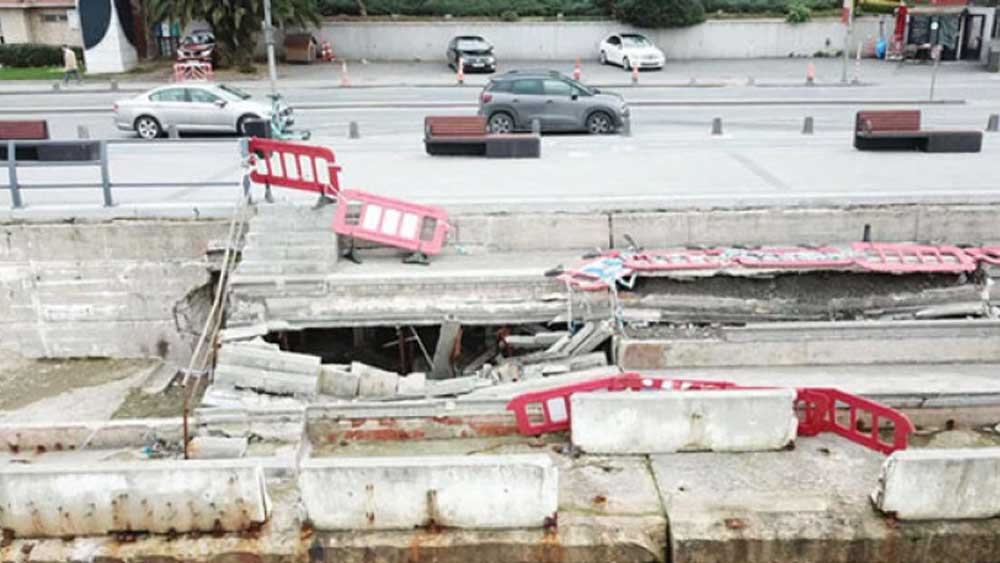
319 365 360 398
570 389 798 454
217 344 321 376
397 372 427 396
354 362 399 397
214 364 318 396
0 460 270 537
872 448 1000 520
188 436 249 459
425 375 484 396
298 454 557 530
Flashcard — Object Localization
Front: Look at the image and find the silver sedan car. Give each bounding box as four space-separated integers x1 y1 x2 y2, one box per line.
113 83 292 139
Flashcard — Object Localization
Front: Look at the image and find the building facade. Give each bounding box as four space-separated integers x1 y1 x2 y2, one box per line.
0 0 80 45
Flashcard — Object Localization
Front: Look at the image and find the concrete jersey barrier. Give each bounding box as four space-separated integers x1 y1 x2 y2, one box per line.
570 389 798 454
298 454 557 530
872 448 1000 520
0 460 270 537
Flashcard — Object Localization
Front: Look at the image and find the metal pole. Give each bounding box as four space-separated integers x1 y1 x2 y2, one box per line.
99 140 113 207
263 0 278 97
841 2 853 83
7 141 22 209
930 50 940 101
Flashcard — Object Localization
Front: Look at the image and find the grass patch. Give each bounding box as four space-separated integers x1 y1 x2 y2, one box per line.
0 66 68 80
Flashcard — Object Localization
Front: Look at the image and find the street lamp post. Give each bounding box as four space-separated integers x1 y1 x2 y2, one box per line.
263 0 278 96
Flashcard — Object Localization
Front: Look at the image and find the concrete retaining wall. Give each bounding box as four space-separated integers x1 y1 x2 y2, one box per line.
619 320 1000 369
298 454 557 530
0 220 227 362
571 389 797 453
0 460 270 537
320 18 881 61
873 448 1000 520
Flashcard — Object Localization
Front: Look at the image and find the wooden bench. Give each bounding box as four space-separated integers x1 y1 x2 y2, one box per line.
0 120 49 141
424 116 540 158
854 110 981 153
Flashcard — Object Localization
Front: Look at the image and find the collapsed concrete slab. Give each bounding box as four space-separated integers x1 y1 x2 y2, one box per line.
214 343 320 397
0 460 270 538
570 389 798 454
298 454 557 530
872 448 1000 520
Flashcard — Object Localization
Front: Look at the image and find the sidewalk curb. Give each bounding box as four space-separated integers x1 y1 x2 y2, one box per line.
0 98 964 115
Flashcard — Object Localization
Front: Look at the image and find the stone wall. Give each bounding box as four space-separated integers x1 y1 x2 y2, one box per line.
318 17 882 61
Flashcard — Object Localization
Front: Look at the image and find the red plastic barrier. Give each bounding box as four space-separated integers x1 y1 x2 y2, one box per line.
332 189 449 255
172 61 214 81
735 247 855 269
852 242 977 273
248 138 341 197
505 373 738 435
624 249 731 271
967 246 1000 266
795 388 913 454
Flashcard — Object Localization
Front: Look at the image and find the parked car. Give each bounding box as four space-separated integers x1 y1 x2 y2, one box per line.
177 29 215 62
113 83 293 139
598 33 665 70
478 70 628 134
447 35 497 73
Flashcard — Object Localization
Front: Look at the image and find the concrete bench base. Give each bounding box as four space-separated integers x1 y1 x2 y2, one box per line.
424 135 540 158
924 131 983 153
854 131 982 153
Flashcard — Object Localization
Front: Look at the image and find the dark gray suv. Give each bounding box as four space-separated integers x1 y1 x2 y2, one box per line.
478 70 629 134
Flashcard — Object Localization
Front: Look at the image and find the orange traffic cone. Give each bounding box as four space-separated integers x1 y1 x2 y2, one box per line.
631 61 639 84
806 62 816 85
340 60 350 87
573 58 582 81
457 57 465 84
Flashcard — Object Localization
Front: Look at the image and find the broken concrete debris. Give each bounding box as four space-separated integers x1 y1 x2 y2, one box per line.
213 342 320 397
188 436 249 459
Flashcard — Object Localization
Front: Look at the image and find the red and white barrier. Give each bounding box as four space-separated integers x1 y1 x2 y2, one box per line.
333 189 450 255
173 61 214 82
248 137 341 198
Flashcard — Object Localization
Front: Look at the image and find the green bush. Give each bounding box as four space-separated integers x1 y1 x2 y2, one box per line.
785 2 810 22
613 0 706 27
858 0 895 14
0 44 84 69
500 9 520 20
703 0 835 14
317 0 607 17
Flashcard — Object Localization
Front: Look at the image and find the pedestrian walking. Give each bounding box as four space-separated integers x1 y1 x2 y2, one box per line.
62 45 82 85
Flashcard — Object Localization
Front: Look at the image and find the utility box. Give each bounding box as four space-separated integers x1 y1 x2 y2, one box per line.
284 34 318 64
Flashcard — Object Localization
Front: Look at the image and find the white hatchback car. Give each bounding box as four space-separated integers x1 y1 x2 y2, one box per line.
598 33 666 70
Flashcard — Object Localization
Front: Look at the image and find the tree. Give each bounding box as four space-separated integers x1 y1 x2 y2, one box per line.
613 0 706 28
149 0 321 67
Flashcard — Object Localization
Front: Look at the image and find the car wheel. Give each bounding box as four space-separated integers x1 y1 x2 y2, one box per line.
134 115 162 139
599 51 607 65
622 56 631 71
586 111 614 135
237 114 260 136
488 112 515 134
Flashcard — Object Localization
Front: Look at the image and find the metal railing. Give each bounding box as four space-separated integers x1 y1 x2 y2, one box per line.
3 138 242 210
